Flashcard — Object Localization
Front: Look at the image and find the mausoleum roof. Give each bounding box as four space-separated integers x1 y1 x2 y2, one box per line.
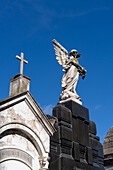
0 91 56 136
103 126 113 156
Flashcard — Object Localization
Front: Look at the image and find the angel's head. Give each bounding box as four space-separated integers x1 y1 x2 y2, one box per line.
69 49 81 58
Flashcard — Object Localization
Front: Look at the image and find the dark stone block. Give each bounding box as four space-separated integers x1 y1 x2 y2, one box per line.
50 101 105 170
97 142 104 159
61 146 72 155
89 136 99 150
73 142 80 161
92 166 105 170
50 122 60 143
97 142 104 167
89 121 97 135
79 144 86 160
86 146 93 165
98 157 104 166
72 118 89 146
60 155 76 170
61 139 72 148
59 120 72 128
76 161 93 170
62 100 89 124
50 141 61 155
53 104 72 124
49 153 60 170
61 139 72 155
92 149 98 163
60 125 73 141
76 162 104 170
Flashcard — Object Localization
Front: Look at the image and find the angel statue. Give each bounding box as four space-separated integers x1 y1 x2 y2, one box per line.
53 39 86 104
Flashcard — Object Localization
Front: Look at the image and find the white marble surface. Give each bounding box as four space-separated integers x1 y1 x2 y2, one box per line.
0 92 55 170
0 160 31 170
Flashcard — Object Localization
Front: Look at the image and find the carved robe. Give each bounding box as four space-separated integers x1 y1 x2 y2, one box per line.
60 57 80 100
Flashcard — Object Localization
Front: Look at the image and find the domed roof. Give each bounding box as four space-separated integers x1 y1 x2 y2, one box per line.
103 126 113 156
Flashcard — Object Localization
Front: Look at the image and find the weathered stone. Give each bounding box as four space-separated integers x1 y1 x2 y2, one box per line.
89 121 97 135
103 126 113 169
73 142 80 161
98 142 104 160
53 104 72 124
72 118 89 146
48 115 60 144
89 134 99 150
60 155 76 170
0 91 56 170
86 146 93 165
49 153 60 170
49 101 105 170
0 148 32 167
61 139 72 155
60 125 73 141
50 141 61 155
62 100 89 123
9 74 31 97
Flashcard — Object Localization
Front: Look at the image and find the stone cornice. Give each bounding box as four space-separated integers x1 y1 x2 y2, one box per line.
0 91 56 136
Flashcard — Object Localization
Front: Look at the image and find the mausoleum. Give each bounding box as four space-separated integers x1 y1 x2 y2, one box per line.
0 41 107 170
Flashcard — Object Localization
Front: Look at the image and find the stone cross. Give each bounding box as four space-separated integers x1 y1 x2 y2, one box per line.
16 52 28 75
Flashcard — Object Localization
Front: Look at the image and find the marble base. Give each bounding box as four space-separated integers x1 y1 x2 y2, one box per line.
60 97 82 105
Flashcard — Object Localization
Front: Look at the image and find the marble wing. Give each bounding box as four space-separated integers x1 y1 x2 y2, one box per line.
52 39 68 67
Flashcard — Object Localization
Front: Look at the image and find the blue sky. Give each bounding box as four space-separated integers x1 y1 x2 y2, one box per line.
0 0 113 143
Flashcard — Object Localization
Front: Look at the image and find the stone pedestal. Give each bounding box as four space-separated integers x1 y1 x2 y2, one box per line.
9 74 31 97
49 100 105 170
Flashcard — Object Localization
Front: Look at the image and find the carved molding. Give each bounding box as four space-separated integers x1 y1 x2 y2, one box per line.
39 157 49 170
0 148 33 168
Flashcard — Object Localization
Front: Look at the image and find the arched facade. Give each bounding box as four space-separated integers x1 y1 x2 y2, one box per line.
0 91 55 170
